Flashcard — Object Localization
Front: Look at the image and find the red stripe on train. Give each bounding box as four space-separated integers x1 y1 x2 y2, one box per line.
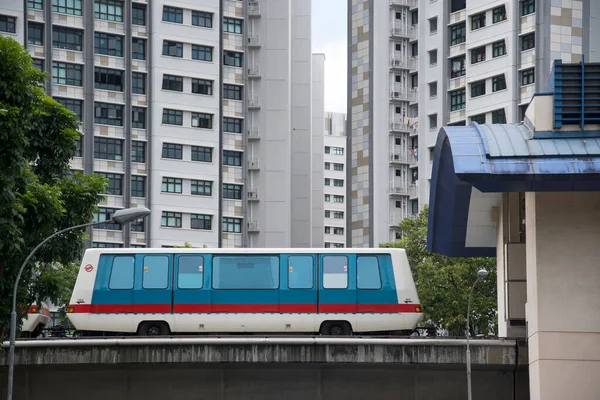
68 303 421 314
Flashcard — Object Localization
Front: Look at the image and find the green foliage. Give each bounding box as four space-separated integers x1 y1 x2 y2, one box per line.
380 206 497 336
173 242 208 248
0 37 106 340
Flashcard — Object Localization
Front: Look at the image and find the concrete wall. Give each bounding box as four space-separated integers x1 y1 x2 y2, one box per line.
311 54 326 248
525 191 600 400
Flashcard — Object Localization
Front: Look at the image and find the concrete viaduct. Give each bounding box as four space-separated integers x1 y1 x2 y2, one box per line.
1 337 529 400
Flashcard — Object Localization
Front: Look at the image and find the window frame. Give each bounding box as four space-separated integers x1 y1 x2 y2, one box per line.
223 183 242 200
223 117 242 133
471 46 486 64
192 11 213 28
492 40 506 57
288 255 314 290
450 88 466 111
177 255 205 289
132 72 146 94
191 45 213 62
162 109 183 126
471 12 486 30
521 32 535 51
162 40 183 58
322 255 349 289
191 146 212 162
94 0 124 22
521 68 535 86
223 150 242 167
94 102 124 126
94 32 123 57
223 51 243 67
449 22 466 46
108 256 135 290
141 255 170 290
470 80 486 98
28 22 44 45
162 143 183 159
492 5 506 23
161 211 182 228
161 177 183 194
492 74 507 92
191 214 212 230
53 26 84 51
52 0 82 16
192 78 213 95
53 61 84 86
223 17 243 34
222 217 242 233
132 107 146 129
357 256 382 290
162 6 183 23
132 37 146 60
94 66 123 91
94 137 123 161
191 179 212 196
132 3 146 25
131 175 146 198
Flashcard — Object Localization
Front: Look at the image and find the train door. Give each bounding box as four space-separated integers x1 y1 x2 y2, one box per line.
133 253 173 313
280 254 317 312
318 254 357 313
92 254 136 313
173 254 211 332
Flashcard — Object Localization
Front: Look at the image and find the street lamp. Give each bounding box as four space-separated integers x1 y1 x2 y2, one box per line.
466 269 488 400
6 207 150 400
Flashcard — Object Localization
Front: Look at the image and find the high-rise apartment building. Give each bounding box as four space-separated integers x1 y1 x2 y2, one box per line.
347 0 599 247
323 112 347 248
1 0 319 249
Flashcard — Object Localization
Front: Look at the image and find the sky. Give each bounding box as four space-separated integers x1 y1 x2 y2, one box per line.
312 0 347 114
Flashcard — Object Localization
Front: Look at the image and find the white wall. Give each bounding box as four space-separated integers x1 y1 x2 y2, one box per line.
311 54 325 248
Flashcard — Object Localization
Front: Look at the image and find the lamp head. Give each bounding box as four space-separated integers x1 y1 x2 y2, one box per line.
112 207 151 224
476 269 489 281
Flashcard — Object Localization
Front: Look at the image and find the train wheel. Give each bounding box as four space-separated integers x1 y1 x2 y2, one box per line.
138 321 169 336
320 321 352 336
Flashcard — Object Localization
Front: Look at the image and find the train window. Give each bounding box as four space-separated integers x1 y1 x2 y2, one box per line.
108 256 135 290
213 255 279 289
288 255 313 289
322 255 348 289
357 256 382 289
142 255 169 289
178 255 204 289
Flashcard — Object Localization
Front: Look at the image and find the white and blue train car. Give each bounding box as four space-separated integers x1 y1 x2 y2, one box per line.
67 248 422 336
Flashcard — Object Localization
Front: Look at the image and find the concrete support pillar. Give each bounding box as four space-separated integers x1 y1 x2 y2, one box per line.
525 192 600 400
497 192 527 338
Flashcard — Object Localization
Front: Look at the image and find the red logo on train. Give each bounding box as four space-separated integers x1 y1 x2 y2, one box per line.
84 264 94 272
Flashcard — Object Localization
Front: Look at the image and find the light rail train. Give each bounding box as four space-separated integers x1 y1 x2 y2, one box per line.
67 248 422 336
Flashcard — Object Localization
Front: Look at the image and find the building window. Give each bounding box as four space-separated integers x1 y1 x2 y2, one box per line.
191 214 212 230
132 73 145 94
192 112 213 129
94 102 123 126
54 97 82 121
450 88 466 111
428 49 437 66
223 84 243 100
130 218 145 232
429 114 437 130
493 5 506 23
192 11 213 27
52 62 83 86
324 178 330 186
324 162 331 170
94 67 123 91
411 10 418 25
450 56 466 78
162 74 183 91
162 6 183 23
492 74 507 91
223 184 242 200
28 0 43 9
223 117 242 133
162 109 183 126
132 3 145 25
471 46 486 64
519 104 528 121
492 108 506 124
53 27 83 51
132 107 146 129
429 17 437 34
162 177 182 193
333 179 344 187
0 15 16 34
357 256 382 289
191 180 212 196
93 207 121 230
94 137 122 160
451 0 466 12
334 163 344 171
93 242 123 248
131 141 145 162
521 68 535 86
222 217 242 233
192 45 213 61
53 0 82 15
161 212 182 228
191 146 212 162
492 40 506 57
162 40 183 57
333 227 344 235
411 42 418 57
470 80 486 98
450 22 466 45
470 113 486 124
223 51 243 67
94 0 123 22
324 194 330 202
223 150 242 166
333 211 344 219
429 82 437 98
28 23 43 45
33 58 44 72
471 12 485 30
223 17 242 34
74 137 82 157
521 0 535 16
334 195 344 203
162 143 183 159
95 32 123 56
101 172 123 196
192 78 213 95
132 38 146 60
521 33 535 51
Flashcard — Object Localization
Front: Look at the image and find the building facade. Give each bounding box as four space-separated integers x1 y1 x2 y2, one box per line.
323 112 347 248
1 0 318 249
347 0 599 247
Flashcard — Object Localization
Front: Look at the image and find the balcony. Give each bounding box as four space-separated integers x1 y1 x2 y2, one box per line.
389 151 410 164
248 34 261 47
448 76 466 91
389 0 410 6
409 56 418 72
390 25 409 39
388 183 417 197
409 24 418 41
248 95 260 109
449 108 466 124
247 126 260 140
247 220 260 232
389 88 417 102
390 57 415 70
389 213 403 227
409 87 418 104
247 158 260 170
247 189 259 201
248 1 261 17
389 119 411 132
248 66 261 79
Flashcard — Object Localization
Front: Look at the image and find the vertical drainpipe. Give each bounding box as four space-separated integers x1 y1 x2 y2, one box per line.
83 0 95 249
511 0 519 121
43 0 52 93
218 0 224 248
241 0 249 248
345 0 353 248
367 0 374 248
123 2 132 247
146 0 153 247
23 0 28 45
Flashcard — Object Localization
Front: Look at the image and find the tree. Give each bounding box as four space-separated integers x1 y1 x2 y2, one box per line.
0 37 106 340
380 206 497 336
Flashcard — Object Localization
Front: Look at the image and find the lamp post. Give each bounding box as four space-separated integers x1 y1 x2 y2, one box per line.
466 269 488 400
6 207 150 400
